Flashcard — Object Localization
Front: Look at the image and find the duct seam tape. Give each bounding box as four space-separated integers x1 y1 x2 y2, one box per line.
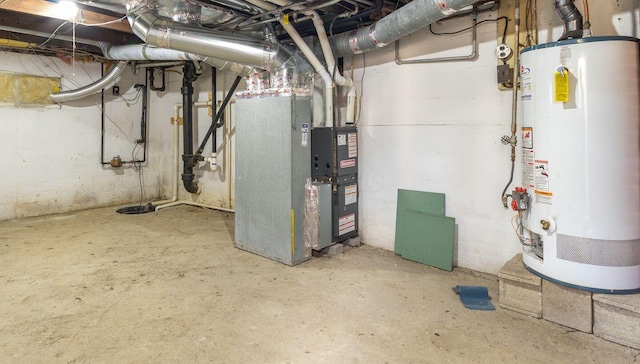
348 30 362 54
158 28 171 48
369 27 386 48
435 0 457 16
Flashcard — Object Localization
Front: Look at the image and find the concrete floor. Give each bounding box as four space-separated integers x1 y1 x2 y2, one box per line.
0 205 638 363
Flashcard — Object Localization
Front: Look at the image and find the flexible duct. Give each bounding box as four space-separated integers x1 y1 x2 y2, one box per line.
100 43 253 76
332 0 481 57
128 10 292 71
554 0 583 40
50 61 128 103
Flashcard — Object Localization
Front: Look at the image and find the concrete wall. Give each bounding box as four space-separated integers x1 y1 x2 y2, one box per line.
147 67 240 210
346 1 639 273
0 53 163 219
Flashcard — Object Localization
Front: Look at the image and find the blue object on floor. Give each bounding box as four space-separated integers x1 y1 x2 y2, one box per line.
452 285 495 311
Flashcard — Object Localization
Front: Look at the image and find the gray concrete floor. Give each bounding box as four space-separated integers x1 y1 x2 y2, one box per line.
0 205 638 363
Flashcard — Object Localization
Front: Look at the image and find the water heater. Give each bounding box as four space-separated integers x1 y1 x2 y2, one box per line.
517 37 640 293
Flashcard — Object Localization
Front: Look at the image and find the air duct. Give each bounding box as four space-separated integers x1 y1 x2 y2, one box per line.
332 0 482 57
99 43 253 76
554 0 583 40
50 61 128 103
128 10 292 71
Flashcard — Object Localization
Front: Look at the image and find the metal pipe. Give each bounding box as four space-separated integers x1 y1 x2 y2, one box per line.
331 0 481 57
128 10 291 71
50 61 128 103
394 12 478 65
212 66 217 154
554 0 583 40
501 0 520 208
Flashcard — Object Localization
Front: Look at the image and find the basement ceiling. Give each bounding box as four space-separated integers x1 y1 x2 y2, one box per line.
0 0 402 62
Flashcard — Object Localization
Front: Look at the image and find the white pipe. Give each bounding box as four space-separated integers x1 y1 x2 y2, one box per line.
154 101 235 213
280 19 334 127
306 11 353 88
155 200 234 213
154 104 182 207
346 84 357 125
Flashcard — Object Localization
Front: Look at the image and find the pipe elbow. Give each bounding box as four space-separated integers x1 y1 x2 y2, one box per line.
555 0 583 40
181 174 200 194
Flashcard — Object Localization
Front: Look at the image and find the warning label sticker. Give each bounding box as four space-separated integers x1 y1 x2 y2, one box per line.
301 123 309 147
535 190 553 205
523 150 535 188
348 133 357 158
345 184 357 205
522 127 533 149
534 160 550 191
338 213 356 236
340 159 356 169
337 134 347 146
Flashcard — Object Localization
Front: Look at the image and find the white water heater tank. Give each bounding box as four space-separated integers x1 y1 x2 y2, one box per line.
519 37 640 293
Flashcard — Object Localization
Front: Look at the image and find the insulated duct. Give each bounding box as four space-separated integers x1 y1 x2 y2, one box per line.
128 10 292 71
100 43 253 76
332 0 482 57
50 61 128 103
554 0 583 40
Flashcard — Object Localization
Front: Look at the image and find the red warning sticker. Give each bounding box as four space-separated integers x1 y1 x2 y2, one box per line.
340 159 356 169
338 213 356 235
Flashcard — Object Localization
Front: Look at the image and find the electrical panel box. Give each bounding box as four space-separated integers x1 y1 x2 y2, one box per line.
311 127 358 179
333 174 358 240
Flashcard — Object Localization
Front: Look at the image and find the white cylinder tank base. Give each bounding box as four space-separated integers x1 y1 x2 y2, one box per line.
519 37 640 294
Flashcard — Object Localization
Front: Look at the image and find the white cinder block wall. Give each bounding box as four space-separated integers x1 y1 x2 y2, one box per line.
348 1 639 273
0 53 165 220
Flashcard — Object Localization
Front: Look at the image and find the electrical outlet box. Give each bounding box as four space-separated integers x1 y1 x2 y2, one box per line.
112 85 119 95
497 64 512 84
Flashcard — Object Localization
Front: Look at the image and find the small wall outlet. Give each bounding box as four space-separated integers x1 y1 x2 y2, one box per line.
112 85 120 95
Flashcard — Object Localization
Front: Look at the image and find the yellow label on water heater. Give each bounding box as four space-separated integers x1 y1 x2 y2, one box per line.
554 70 569 103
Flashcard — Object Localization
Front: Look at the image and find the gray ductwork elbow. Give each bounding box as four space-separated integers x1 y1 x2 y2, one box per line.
555 0 583 40
50 61 128 103
332 0 481 57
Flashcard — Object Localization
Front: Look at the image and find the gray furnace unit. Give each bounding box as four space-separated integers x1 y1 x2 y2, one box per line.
235 95 312 266
311 126 359 246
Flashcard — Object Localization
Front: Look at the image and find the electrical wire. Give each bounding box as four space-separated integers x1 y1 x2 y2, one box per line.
511 212 534 246
37 21 71 48
429 16 508 36
77 14 129 27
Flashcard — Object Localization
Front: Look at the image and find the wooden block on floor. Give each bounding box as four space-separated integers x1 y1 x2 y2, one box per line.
498 253 542 318
593 293 640 349
542 280 593 333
